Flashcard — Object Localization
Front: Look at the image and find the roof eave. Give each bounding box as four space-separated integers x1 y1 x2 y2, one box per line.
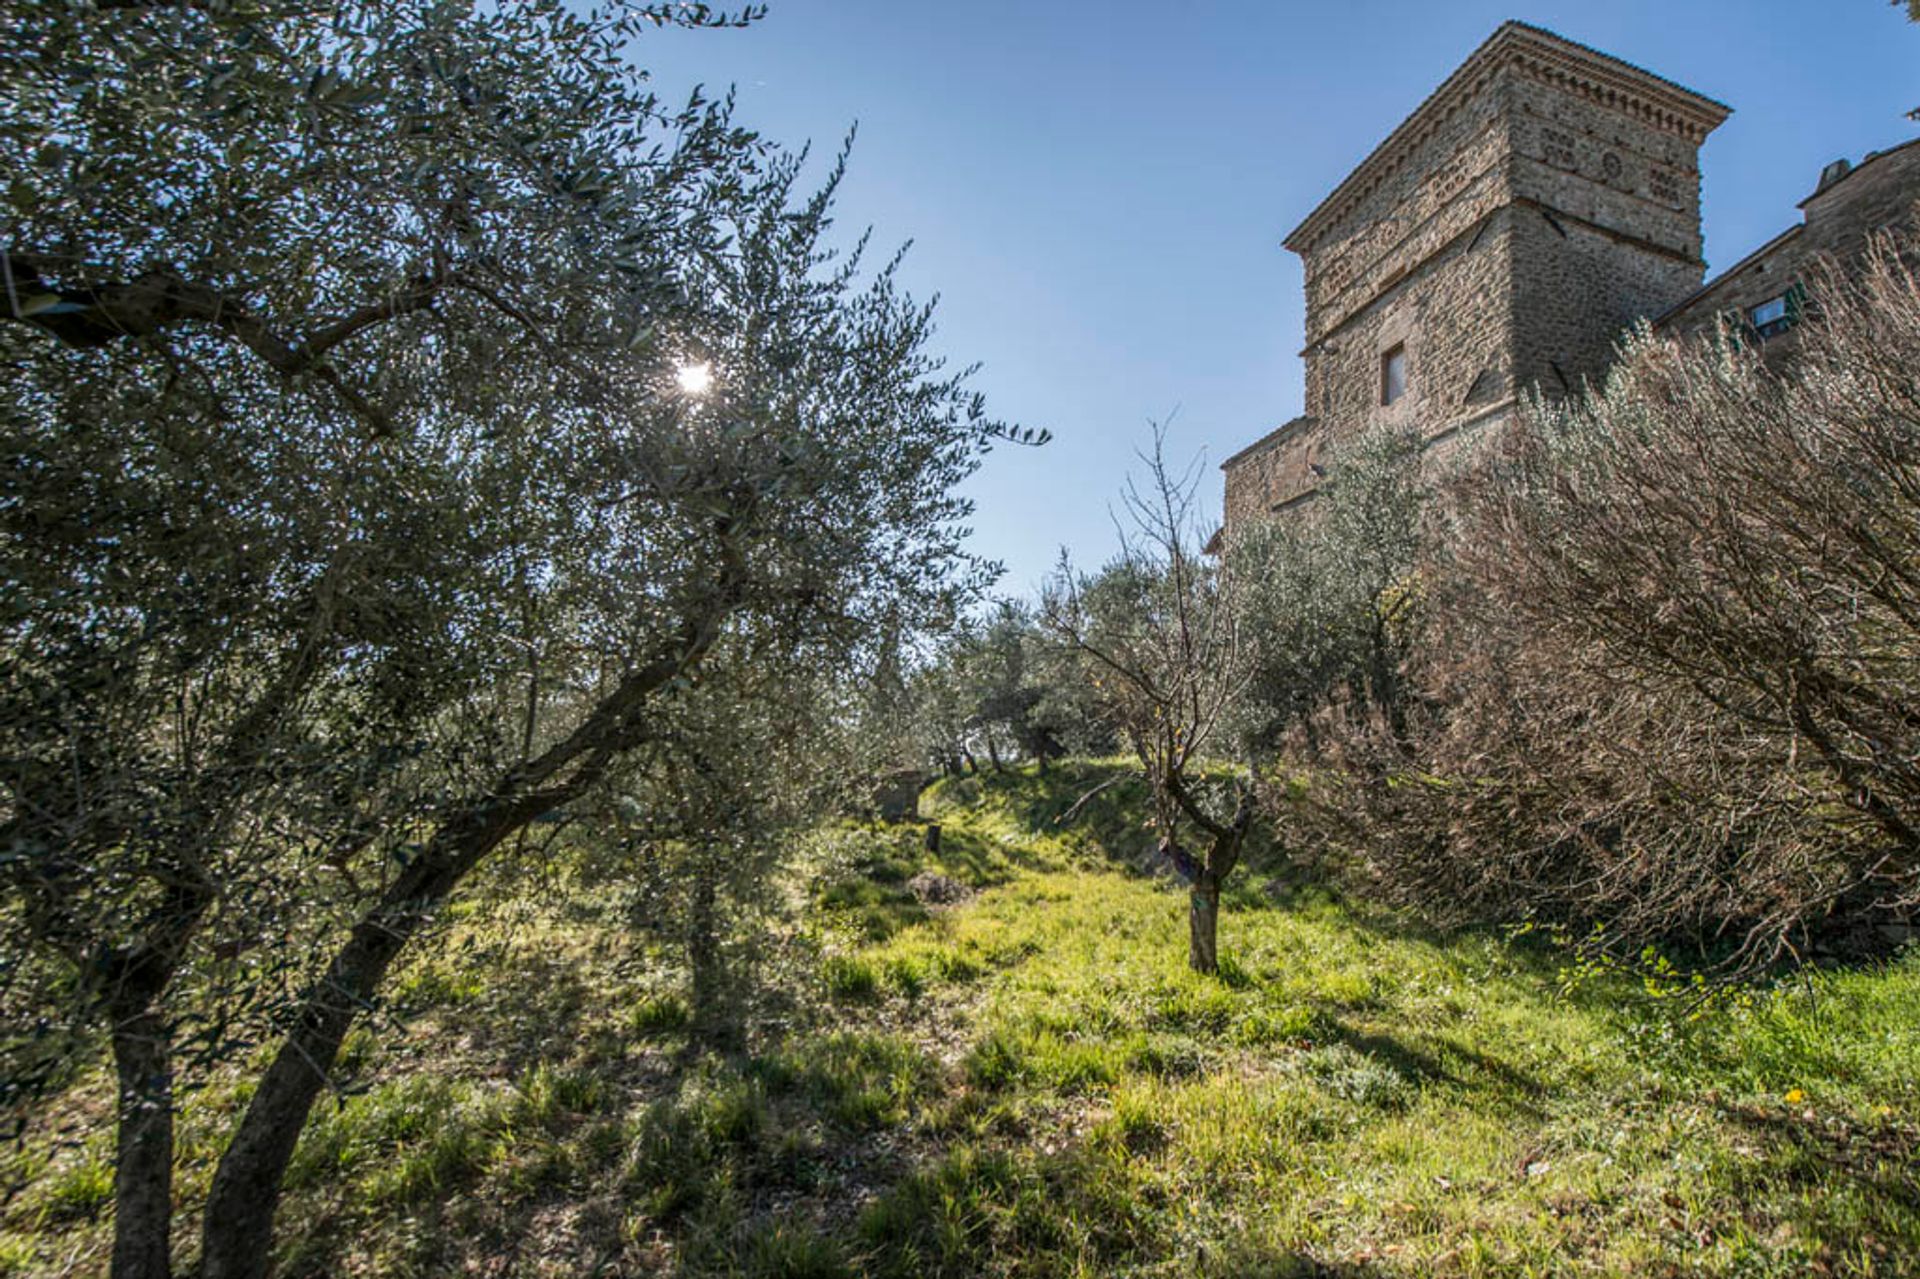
1282 21 1730 256
1220 415 1317 470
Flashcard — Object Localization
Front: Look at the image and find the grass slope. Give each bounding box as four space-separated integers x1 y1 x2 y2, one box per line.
5 762 1918 1277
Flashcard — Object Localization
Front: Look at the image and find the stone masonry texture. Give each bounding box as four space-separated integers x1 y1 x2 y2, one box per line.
1660 138 1920 348
1220 22 1920 539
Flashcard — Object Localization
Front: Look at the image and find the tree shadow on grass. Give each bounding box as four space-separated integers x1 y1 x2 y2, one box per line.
1325 1018 1547 1118
845 1114 1418 1279
1236 864 1677 1030
272 931 710 1277
926 819 1059 884
269 957 1453 1279
1721 1100 1920 1214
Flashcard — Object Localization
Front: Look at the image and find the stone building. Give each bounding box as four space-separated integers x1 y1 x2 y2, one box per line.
1659 136 1920 346
1218 21 1919 536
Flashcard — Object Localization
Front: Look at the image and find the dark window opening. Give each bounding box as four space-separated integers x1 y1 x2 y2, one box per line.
1381 345 1408 406
1749 288 1801 341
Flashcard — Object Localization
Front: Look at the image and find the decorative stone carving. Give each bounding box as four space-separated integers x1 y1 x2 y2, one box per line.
1542 127 1578 170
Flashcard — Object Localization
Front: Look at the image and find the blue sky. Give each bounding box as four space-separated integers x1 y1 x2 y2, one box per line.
640 2 1920 595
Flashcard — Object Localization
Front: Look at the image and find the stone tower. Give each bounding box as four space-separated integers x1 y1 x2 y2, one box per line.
1220 22 1730 528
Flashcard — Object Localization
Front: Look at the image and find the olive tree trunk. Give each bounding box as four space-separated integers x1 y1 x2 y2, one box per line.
198 624 731 1279
108 999 176 1279
93 879 214 1279
687 873 743 1056
199 858 471 1278
1187 873 1221 975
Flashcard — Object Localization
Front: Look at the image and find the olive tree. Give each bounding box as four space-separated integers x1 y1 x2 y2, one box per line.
1229 424 1426 763
592 631 868 1055
930 601 1095 775
865 602 1097 781
1043 427 1252 974
0 3 1009 1275
962 603 1062 771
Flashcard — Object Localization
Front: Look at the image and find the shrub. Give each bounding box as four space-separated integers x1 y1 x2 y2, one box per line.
1330 230 1920 975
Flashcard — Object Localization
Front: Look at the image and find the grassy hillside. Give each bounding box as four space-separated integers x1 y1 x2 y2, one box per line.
6 763 1918 1277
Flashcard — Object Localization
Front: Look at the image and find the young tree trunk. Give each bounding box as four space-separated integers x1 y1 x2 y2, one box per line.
985 731 1003 773
91 881 212 1279
108 1000 175 1279
1167 786 1250 977
687 874 741 1055
1188 873 1221 974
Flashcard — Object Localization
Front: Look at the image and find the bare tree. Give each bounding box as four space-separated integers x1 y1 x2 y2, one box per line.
1044 425 1252 973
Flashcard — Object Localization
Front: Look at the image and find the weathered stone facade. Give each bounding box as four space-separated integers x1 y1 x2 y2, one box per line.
1659 137 1920 348
1223 22 1735 533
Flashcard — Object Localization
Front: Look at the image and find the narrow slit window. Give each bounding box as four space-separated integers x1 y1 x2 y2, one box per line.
1381 344 1408 406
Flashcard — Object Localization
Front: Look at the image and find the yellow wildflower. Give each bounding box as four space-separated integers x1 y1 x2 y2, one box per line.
1783 1088 1805 1104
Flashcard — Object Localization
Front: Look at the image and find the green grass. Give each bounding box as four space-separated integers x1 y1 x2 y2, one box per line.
629 990 694 1036
5 760 1918 1277
38 1151 114 1223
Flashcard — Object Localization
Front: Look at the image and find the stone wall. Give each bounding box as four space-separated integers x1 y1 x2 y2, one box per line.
1296 87 1512 349
1661 138 1920 348
1306 205 1518 445
1502 67 1714 393
1219 416 1321 530
1503 72 1707 261
1508 206 1706 397
1268 86 1525 517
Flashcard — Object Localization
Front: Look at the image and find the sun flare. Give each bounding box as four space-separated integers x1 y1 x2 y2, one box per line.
675 361 714 396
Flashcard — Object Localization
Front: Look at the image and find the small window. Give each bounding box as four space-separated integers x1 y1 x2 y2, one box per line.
1749 292 1796 340
1381 345 1408 406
